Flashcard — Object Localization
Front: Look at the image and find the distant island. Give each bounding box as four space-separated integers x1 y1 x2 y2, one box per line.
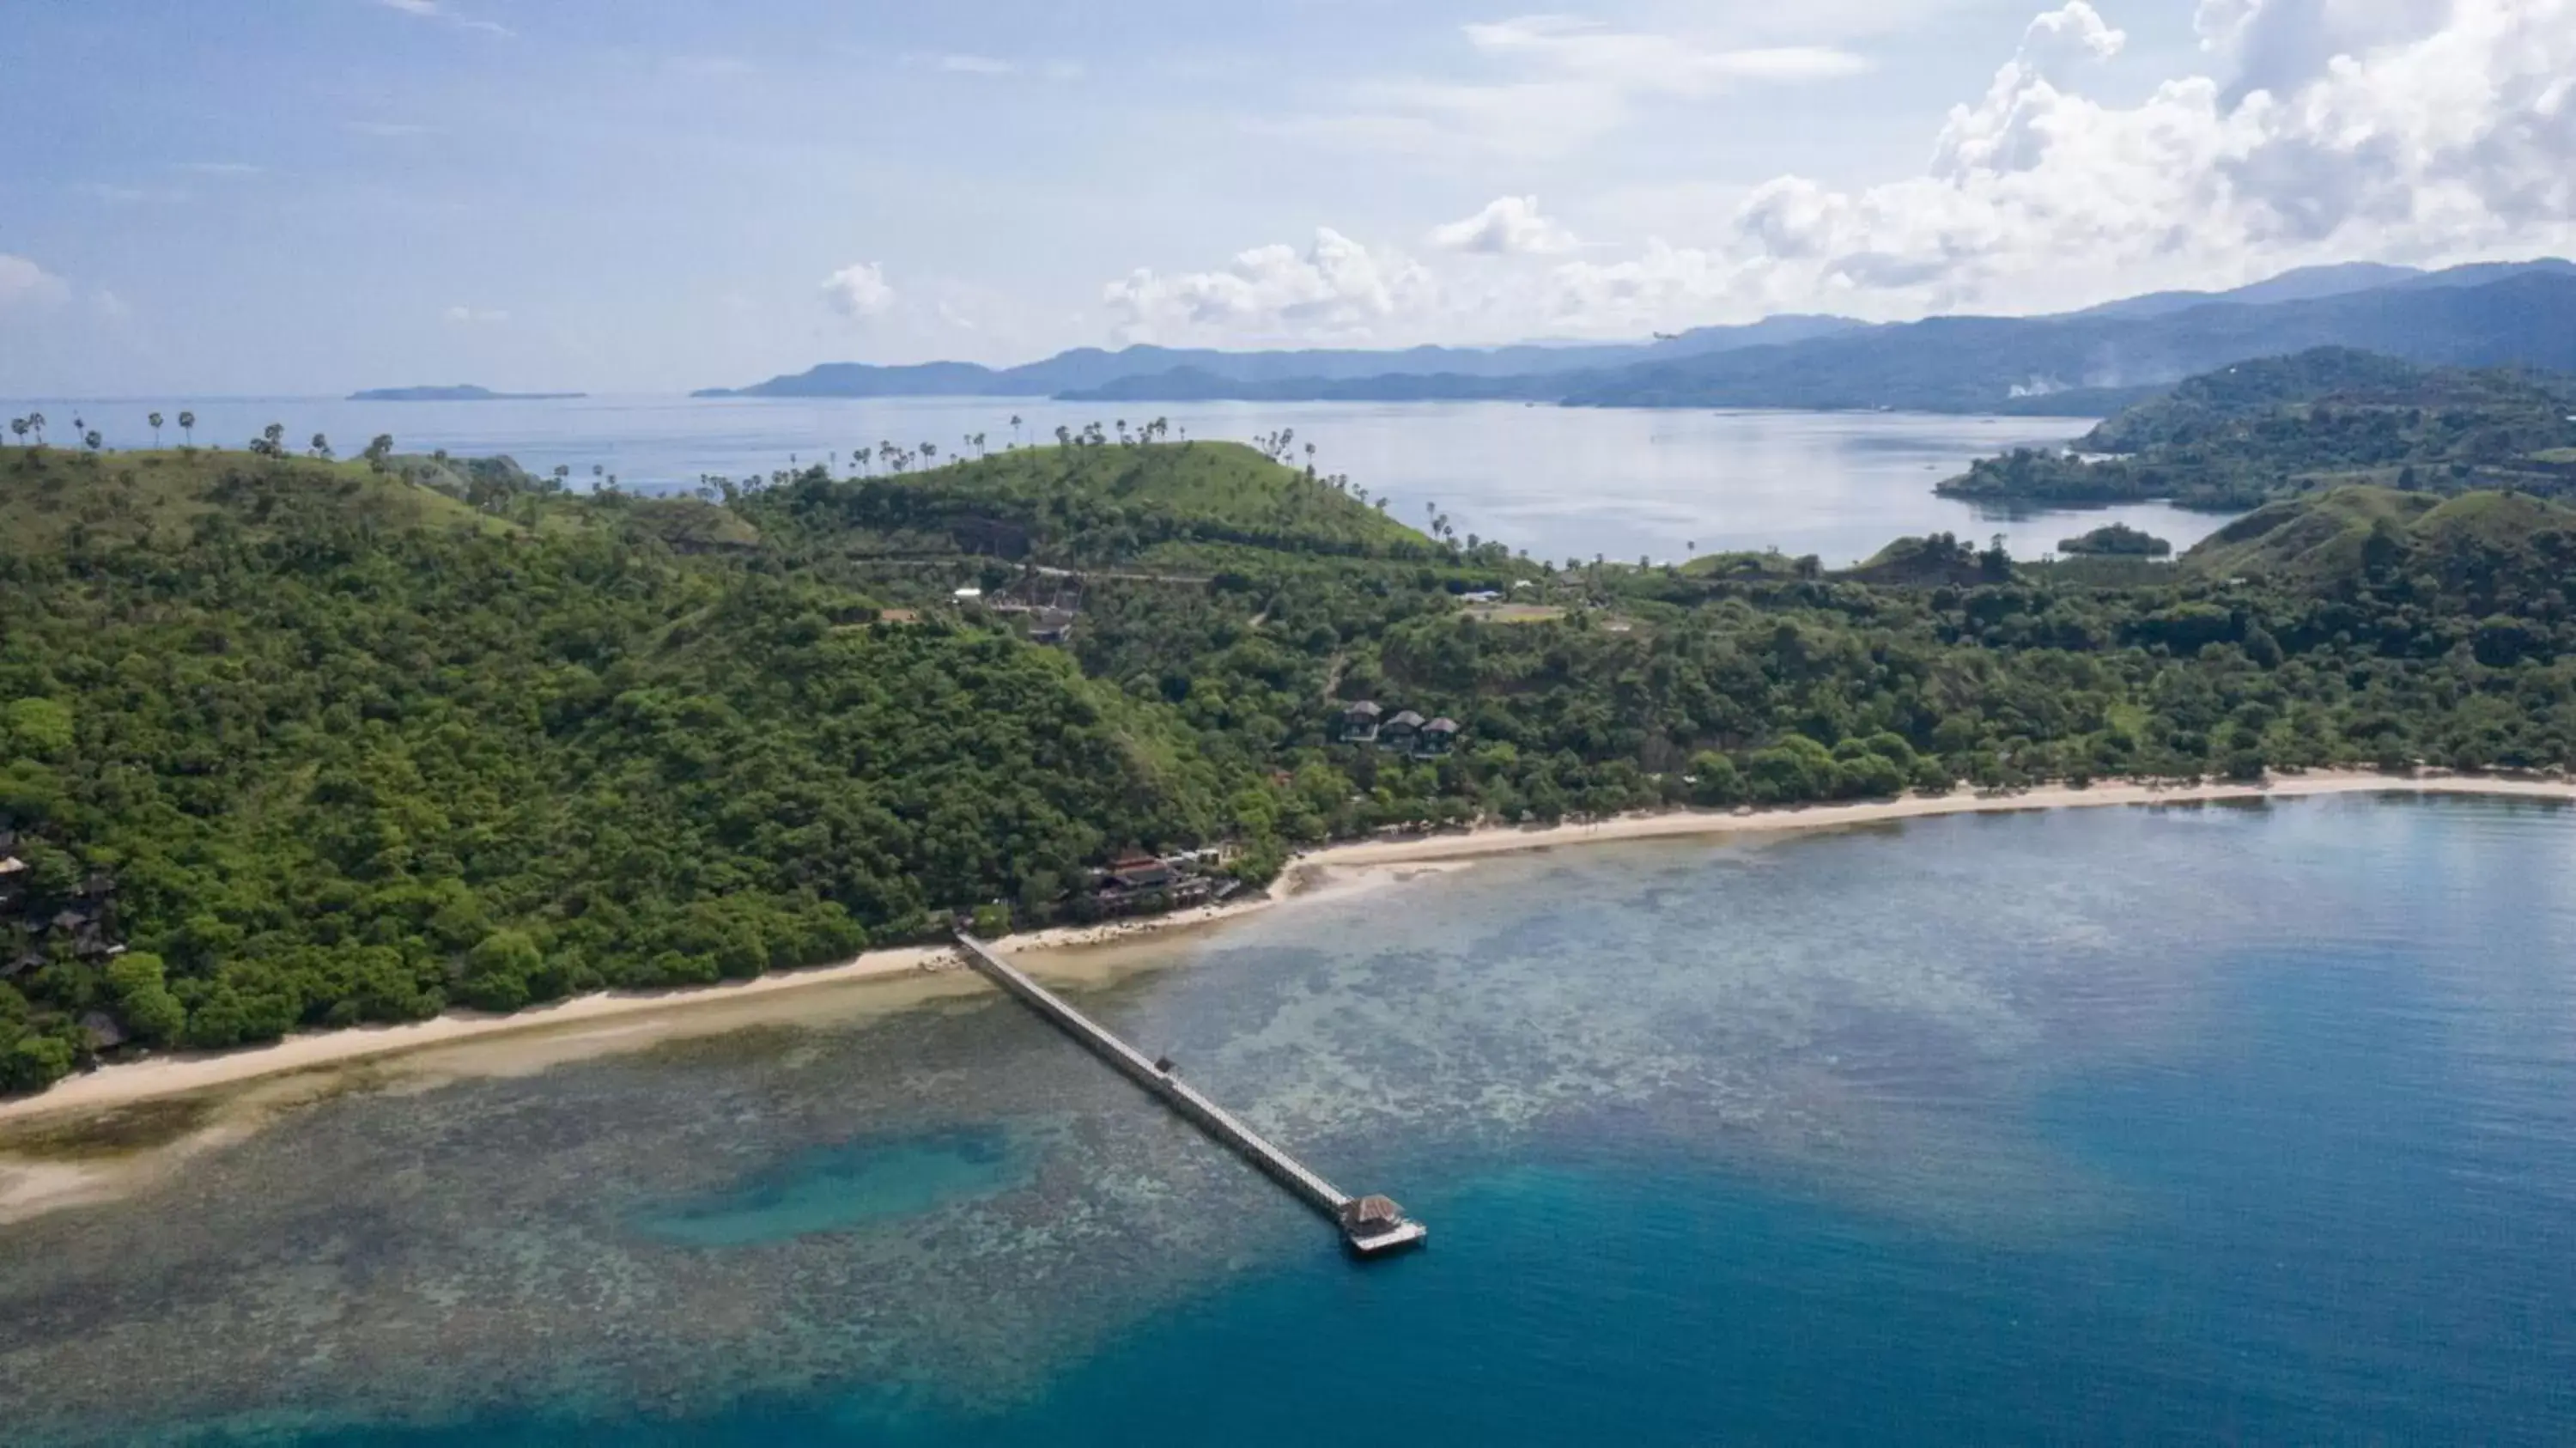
692 259 2576 415
1938 346 2576 512
348 385 588 403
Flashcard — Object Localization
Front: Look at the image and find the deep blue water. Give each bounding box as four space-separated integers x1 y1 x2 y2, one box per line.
9 797 2576 1445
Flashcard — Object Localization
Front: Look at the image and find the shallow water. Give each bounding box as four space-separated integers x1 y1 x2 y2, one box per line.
4 394 2222 564
6 796 2575 1444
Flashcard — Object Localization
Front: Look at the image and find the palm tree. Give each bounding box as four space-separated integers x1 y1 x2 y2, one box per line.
1009 414 1024 447
261 423 285 456
27 411 46 446
148 411 164 447
9 418 25 449
178 411 195 447
310 432 332 459
83 430 103 453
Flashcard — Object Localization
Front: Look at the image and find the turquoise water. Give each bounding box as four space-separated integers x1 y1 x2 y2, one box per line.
7 797 2576 1443
630 1128 1036 1249
0 393 2217 564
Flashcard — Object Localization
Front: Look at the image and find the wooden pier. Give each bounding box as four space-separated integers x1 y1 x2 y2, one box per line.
952 932 1426 1256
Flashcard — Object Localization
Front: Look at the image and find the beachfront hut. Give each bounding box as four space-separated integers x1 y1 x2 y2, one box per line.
1416 717 1461 757
1340 700 1382 744
79 1012 126 1052
1108 854 1177 891
1340 1195 1406 1237
1381 710 1425 749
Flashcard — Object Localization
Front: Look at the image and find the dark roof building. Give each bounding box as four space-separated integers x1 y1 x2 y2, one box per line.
1340 1195 1406 1234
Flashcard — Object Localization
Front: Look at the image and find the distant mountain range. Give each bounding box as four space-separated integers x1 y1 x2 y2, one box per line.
691 316 1865 399
349 385 588 402
697 259 2576 415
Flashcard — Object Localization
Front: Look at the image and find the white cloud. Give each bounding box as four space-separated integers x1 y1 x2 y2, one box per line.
1103 229 1434 343
918 53 1084 80
1294 15 1873 158
94 290 134 321
374 0 512 38
1664 0 2576 318
77 182 189 204
0 255 73 313
822 262 897 321
1429 195 1581 255
1127 0 2576 345
443 305 510 325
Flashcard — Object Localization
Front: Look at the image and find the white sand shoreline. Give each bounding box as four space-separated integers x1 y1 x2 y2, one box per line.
3 769 2567 1131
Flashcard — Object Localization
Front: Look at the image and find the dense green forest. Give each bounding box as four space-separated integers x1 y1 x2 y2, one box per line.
5 428 2576 1092
1939 348 2576 509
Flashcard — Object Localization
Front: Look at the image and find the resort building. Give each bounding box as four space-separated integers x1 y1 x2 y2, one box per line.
1340 700 1383 743
1416 717 1461 757
1381 710 1425 749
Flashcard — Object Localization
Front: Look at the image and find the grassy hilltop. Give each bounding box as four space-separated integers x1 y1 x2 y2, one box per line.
5 432 2576 1092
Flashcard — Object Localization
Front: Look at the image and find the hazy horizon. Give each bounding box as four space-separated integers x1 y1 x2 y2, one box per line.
5 1 2574 396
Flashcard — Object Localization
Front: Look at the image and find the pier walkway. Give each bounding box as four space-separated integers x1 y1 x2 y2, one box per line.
952 932 1425 1256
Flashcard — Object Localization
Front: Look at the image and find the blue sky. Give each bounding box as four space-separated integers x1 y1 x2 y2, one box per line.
3 1 2570 395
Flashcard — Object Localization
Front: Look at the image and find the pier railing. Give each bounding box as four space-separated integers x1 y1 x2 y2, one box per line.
951 932 1424 1255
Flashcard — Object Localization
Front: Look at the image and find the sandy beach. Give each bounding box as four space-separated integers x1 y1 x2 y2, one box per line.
3 770 2568 1142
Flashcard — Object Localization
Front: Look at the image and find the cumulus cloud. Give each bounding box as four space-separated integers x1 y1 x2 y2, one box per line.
1127 0 2576 345
1103 229 1434 343
822 262 897 321
442 305 510 325
1429 196 1581 255
0 255 73 313
1299 15 1871 158
1660 0 2576 318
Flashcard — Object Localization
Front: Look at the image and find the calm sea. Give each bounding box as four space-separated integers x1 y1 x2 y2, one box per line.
0 394 2223 565
5 796 2575 1445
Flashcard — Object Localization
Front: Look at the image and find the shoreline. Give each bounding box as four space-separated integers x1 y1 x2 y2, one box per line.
4 769 2568 1131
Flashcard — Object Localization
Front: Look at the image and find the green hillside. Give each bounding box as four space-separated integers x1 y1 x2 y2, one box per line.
739 438 1435 563
0 447 501 552
9 438 2576 1097
2183 486 2576 618
0 445 1234 1089
1939 349 2576 510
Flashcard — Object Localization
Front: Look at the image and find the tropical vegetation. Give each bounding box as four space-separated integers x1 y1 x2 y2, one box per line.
6 417 2576 1091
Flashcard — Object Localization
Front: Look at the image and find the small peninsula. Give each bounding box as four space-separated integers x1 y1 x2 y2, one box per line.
347 385 588 402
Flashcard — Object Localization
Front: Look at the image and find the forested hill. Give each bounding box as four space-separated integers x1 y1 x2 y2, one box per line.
0 443 1271 1090
1938 348 2576 511
8 435 2576 1095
